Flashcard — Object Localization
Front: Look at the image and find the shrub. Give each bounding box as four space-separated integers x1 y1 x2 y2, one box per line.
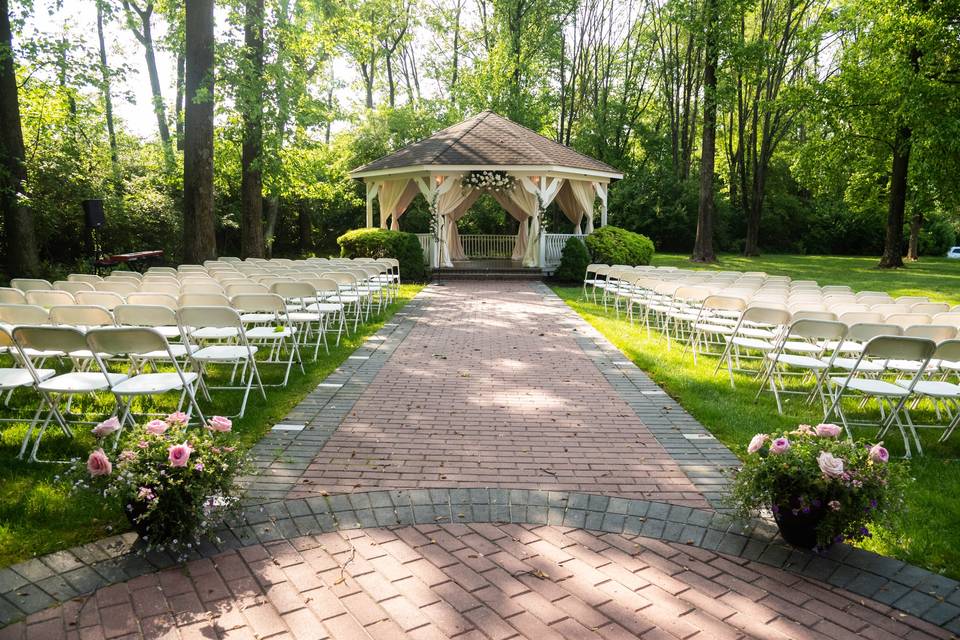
553 236 591 282
337 228 426 282
584 226 654 265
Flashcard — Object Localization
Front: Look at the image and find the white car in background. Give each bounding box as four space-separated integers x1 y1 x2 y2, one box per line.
948 246 960 259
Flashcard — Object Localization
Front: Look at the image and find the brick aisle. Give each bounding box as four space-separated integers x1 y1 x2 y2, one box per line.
289 282 707 507
2 524 949 640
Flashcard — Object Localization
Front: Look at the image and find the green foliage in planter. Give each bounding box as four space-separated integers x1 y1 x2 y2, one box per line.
553 236 591 282
584 226 655 266
337 228 426 282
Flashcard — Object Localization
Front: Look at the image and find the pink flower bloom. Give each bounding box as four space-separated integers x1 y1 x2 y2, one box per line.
828 500 841 511
818 451 845 478
747 433 769 454
91 417 121 438
118 450 137 462
223 446 236 453
869 443 889 464
166 411 189 426
137 487 155 501
145 419 169 436
194 462 204 472
86 449 112 477
137 440 149 449
815 423 842 438
794 424 815 435
769 437 791 455
168 442 193 467
207 416 232 433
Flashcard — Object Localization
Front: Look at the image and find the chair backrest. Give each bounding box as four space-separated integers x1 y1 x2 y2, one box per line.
846 322 903 342
870 304 904 317
180 283 225 295
49 305 115 328
178 293 231 307
11 278 52 292
146 267 177 275
306 277 340 296
701 295 746 313
126 292 178 308
839 311 883 325
115 304 179 328
67 274 103 284
138 282 180 295
896 296 928 304
904 324 957 342
0 288 27 304
931 313 960 328
790 310 837 322
0 303 49 325
934 339 960 363
97 281 138 295
911 302 950 315
674 286 710 304
231 293 286 314
54 281 95 294
858 295 892 306
740 306 791 327
85 326 169 358
179 305 244 330
75 291 125 310
107 273 142 283
862 335 936 362
226 283 269 296
787 319 847 341
12 325 88 355
885 313 931 329
25 290 76 308
271 282 316 300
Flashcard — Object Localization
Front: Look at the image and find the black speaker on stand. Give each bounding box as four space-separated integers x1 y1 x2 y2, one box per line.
83 199 105 273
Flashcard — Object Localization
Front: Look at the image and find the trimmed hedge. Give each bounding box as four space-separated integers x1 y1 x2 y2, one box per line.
584 226 655 266
553 236 591 282
337 228 426 282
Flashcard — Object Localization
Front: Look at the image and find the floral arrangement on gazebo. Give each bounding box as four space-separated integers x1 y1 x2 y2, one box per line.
462 170 515 192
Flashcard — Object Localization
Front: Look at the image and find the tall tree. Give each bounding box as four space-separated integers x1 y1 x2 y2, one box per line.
692 0 718 262
182 0 217 262
240 0 265 258
122 0 174 163
95 0 119 174
0 0 39 276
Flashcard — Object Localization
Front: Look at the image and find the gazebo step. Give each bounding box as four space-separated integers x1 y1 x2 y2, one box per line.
432 268 543 281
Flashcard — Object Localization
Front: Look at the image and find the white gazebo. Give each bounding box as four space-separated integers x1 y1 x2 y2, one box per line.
349 111 623 270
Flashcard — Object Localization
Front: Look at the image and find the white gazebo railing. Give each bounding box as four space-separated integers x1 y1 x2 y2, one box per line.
461 235 515 259
416 234 431 264
543 233 577 269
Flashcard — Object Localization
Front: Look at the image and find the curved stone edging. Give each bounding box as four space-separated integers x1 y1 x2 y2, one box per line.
2 488 958 633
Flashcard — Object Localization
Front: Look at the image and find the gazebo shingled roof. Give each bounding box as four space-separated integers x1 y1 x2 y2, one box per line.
350 110 622 178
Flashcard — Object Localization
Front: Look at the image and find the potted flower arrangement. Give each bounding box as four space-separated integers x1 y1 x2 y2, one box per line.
462 170 516 192
730 424 909 549
74 413 249 554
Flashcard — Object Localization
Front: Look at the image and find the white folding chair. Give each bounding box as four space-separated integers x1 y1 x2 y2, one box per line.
824 335 936 457
86 327 205 437
11 278 52 292
0 288 27 304
272 282 329 359
0 327 56 423
76 291 125 311
179 306 265 418
11 326 128 462
231 293 303 386
716 306 792 387
890 340 960 449
25 290 76 308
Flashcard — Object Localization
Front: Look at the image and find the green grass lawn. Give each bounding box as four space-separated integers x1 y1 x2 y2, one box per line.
0 285 422 568
552 253 960 579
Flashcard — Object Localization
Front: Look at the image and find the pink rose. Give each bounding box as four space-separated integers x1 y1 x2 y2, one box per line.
168 442 193 467
769 437 790 455
91 417 121 438
869 444 889 464
747 433 769 454
166 411 189 426
794 424 815 435
86 449 112 477
815 423 842 438
145 419 169 435
817 451 845 478
118 450 137 462
207 416 232 433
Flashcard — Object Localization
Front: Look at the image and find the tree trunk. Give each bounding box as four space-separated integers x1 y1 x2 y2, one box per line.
0 0 39 276
96 1 119 174
124 1 173 161
240 0 264 259
385 51 395 107
264 196 279 258
298 207 311 254
175 51 185 150
907 210 922 261
182 0 217 263
879 124 912 269
692 0 718 264
743 164 766 256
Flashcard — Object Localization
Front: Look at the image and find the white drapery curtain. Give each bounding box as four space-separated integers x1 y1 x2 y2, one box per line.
555 180 597 235
391 181 420 230
377 180 408 229
435 178 476 267
495 184 542 267
490 191 531 260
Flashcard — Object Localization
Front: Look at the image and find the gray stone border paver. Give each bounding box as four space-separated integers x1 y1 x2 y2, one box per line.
2 282 958 634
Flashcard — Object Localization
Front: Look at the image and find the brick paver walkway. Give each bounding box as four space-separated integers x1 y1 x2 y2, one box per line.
3 524 953 640
2 281 958 638
289 282 707 508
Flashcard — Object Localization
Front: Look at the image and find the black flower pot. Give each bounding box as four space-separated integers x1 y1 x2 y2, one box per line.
773 505 827 549
125 499 153 539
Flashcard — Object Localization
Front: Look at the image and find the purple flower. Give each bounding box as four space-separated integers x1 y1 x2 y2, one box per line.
769 437 791 455
817 451 845 478
747 433 769 454
869 443 889 464
194 462 204 472
771 505 780 514
814 423 842 438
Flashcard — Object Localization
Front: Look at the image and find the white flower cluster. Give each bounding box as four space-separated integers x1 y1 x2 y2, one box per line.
463 170 515 192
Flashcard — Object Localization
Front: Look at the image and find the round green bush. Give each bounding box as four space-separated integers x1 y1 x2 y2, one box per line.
553 236 591 282
337 228 427 282
584 226 654 266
